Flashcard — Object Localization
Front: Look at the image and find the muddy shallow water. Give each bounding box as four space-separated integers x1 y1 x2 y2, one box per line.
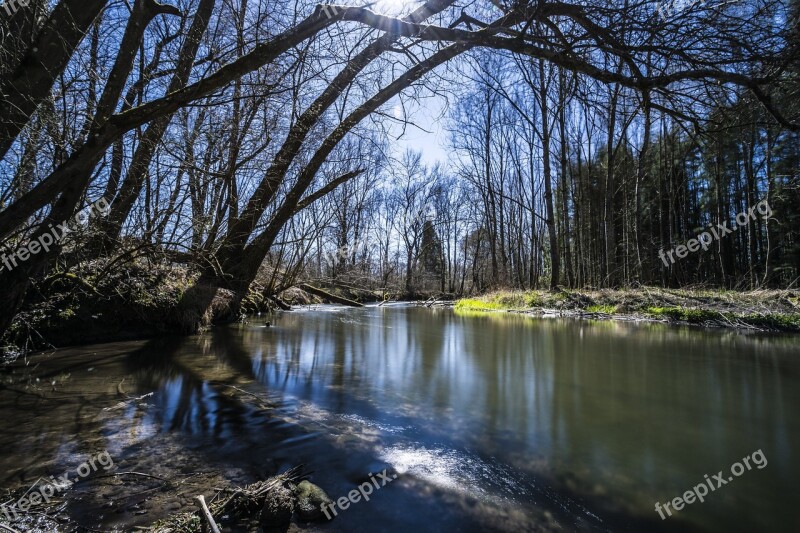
1 305 799 532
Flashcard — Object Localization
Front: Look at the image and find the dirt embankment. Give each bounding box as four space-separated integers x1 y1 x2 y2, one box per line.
0 257 387 357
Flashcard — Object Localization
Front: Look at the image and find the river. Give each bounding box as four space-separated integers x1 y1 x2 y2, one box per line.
0 305 798 532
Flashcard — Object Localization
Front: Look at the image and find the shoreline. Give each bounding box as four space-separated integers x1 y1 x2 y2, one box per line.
440 288 800 333
5 287 799 360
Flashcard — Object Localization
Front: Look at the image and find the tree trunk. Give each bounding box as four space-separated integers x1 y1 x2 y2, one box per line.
604 83 620 287
0 0 176 336
539 59 560 290
0 0 109 160
635 91 651 282
99 0 216 245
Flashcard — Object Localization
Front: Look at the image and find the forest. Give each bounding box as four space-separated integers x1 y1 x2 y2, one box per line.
1 2 799 532
0 0 798 346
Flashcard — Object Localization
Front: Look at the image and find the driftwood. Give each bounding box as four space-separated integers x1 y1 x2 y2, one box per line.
297 283 363 307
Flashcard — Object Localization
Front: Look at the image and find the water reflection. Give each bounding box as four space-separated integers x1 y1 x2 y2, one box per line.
0 306 798 532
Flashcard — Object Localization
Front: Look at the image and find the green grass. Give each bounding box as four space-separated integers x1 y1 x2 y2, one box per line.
454 298 508 311
737 313 800 330
587 304 618 314
452 290 800 332
645 306 720 323
455 291 543 312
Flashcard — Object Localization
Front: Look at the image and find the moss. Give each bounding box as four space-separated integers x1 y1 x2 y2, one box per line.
648 307 733 323
454 290 800 332
293 480 333 521
645 306 721 323
525 292 545 306
493 292 529 308
455 291 549 312
643 306 800 330
684 309 721 322
647 306 679 320
454 298 506 311
57 308 76 320
736 313 800 331
587 304 618 314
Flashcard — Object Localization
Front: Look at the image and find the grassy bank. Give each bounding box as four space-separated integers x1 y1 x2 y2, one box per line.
454 288 800 332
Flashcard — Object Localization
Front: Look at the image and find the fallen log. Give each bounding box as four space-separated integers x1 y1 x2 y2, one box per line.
297 283 363 307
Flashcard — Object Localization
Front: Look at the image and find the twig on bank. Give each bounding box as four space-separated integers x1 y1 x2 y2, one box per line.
194 495 221 533
103 392 153 411
221 384 275 410
93 471 166 481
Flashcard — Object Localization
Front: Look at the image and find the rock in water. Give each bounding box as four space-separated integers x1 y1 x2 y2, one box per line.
260 484 295 527
293 480 333 521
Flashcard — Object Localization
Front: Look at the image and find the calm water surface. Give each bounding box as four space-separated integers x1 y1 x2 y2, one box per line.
0 305 798 532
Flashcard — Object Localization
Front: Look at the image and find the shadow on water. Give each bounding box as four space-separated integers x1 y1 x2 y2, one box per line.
0 305 798 532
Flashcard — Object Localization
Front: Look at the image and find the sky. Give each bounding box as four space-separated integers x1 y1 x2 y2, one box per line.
371 0 454 167
389 93 451 166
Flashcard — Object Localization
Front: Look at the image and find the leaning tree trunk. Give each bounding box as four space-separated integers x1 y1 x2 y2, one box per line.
0 0 109 161
0 7 342 242
97 0 216 247
0 0 177 337
187 43 471 323
214 0 455 272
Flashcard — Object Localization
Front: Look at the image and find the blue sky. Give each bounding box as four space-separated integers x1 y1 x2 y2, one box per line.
390 93 450 166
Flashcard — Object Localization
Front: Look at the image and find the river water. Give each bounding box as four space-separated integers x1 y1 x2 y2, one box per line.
0 305 798 532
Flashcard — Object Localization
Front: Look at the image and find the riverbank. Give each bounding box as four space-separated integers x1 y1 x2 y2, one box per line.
4 252 798 359
452 288 800 332
0 257 387 358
